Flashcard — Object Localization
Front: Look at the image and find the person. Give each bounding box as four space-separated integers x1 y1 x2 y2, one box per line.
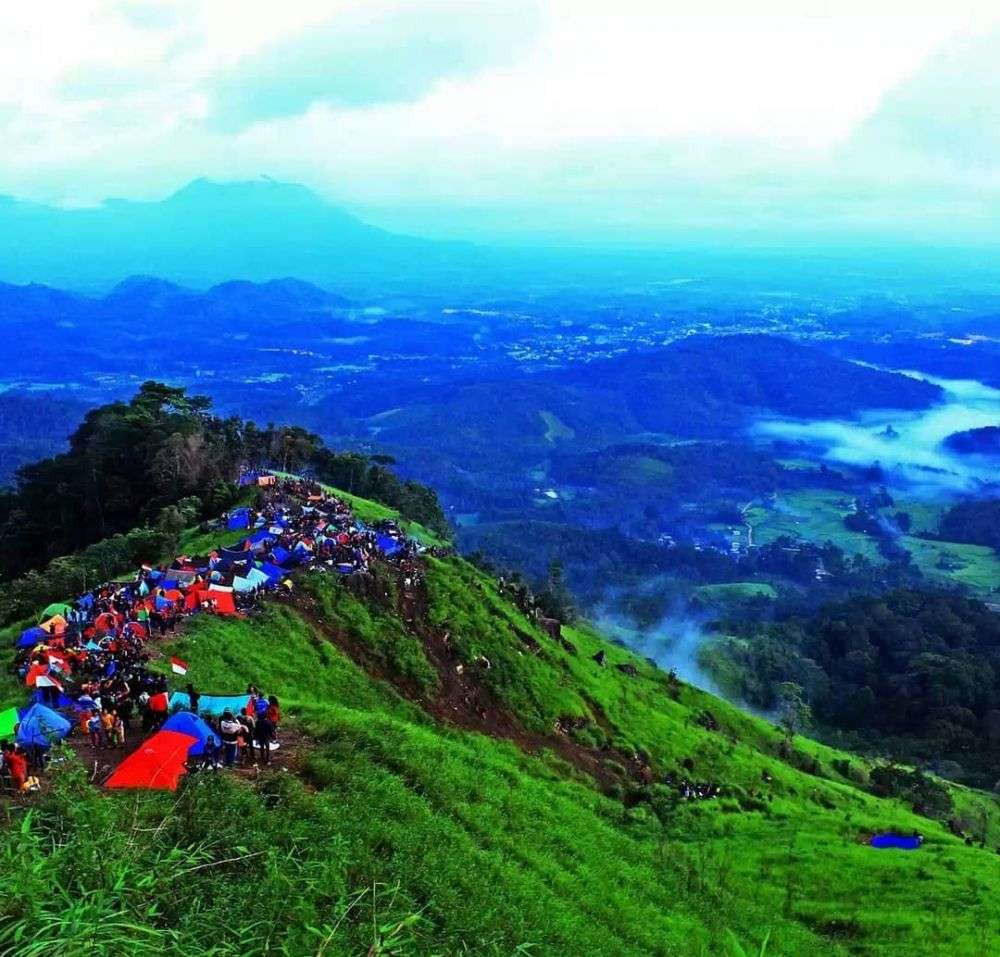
110 711 125 748
186 683 200 715
255 711 275 765
87 712 104 749
201 735 220 770
2 742 27 793
238 713 256 767
266 695 281 734
100 709 115 749
219 710 241 768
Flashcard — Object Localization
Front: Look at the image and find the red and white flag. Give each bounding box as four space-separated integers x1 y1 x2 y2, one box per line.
170 656 188 676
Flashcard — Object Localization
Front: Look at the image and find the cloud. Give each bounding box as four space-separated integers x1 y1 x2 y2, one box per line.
205 0 543 131
0 0 997 244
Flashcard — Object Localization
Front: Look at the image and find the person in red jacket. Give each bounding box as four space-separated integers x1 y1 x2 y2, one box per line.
2 741 27 792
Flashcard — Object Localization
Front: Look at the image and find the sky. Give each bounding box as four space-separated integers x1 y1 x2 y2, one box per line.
1 0 998 243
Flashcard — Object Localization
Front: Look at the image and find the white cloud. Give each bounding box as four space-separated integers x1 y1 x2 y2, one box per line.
0 0 996 240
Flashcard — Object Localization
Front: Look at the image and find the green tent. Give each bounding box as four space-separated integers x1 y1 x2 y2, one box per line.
0 706 19 740
40 602 72 621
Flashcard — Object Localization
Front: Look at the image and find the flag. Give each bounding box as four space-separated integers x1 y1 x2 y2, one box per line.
170 657 188 676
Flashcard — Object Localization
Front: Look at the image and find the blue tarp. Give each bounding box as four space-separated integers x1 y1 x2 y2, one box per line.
162 710 217 756
376 533 403 556
219 546 252 569
870 834 922 850
16 703 71 747
247 530 275 546
29 691 82 711
168 691 251 717
17 626 47 649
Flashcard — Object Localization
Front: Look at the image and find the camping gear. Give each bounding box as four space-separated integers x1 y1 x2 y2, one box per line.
16 703 71 747
104 730 198 791
870 834 922 850
168 691 251 717
16 626 47 649
0 706 19 739
39 602 72 621
161 711 216 755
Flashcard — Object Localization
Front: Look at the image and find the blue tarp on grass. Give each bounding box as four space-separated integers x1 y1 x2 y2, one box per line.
870 834 922 850
17 626 47 649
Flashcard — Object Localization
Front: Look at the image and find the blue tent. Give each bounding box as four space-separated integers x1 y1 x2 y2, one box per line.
17 626 47 649
256 561 285 583
227 508 252 531
16 703 71 748
270 546 293 567
219 546 252 569
168 691 250 717
247 530 275 546
162 710 217 756
29 691 82 711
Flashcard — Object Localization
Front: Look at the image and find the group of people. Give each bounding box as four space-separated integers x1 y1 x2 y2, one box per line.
198 688 282 771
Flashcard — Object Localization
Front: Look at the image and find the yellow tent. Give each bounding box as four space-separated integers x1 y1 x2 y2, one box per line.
39 614 67 635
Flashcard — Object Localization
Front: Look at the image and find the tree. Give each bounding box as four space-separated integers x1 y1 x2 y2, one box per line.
777 682 812 742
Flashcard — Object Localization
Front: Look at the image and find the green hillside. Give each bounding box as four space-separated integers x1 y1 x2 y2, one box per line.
3 485 999 956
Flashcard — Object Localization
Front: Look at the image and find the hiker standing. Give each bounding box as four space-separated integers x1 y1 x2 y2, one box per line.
255 711 275 765
219 710 241 767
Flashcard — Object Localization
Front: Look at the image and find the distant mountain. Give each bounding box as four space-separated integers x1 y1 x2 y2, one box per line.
0 178 458 291
945 425 1000 457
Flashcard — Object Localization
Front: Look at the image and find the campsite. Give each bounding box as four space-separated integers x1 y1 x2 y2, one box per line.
3 471 423 794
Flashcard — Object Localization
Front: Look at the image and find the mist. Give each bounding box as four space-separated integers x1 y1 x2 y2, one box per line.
754 371 1000 496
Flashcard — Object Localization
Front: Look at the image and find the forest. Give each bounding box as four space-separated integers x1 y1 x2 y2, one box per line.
716 589 1000 786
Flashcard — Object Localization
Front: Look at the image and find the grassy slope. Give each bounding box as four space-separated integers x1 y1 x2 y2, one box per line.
143 555 1000 956
5 495 1000 955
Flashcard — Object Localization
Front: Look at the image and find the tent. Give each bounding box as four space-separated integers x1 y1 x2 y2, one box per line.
270 546 293 567
227 508 252 531
104 729 198 791
870 834 922 850
40 602 72 621
376 533 403 556
247 530 275 547
168 691 250 717
16 703 71 747
256 561 285 583
232 575 253 594
0 706 19 739
162 711 216 755
39 615 67 635
16 626 47 649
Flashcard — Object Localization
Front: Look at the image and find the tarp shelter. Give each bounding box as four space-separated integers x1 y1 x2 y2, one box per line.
168 691 251 717
17 626 47 649
0 706 19 739
16 703 71 747
162 711 216 755
870 834 922 850
232 575 253 594
247 529 275 546
104 729 198 791
40 602 72 620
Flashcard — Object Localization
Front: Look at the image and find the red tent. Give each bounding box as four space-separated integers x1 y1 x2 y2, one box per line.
104 730 198 791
